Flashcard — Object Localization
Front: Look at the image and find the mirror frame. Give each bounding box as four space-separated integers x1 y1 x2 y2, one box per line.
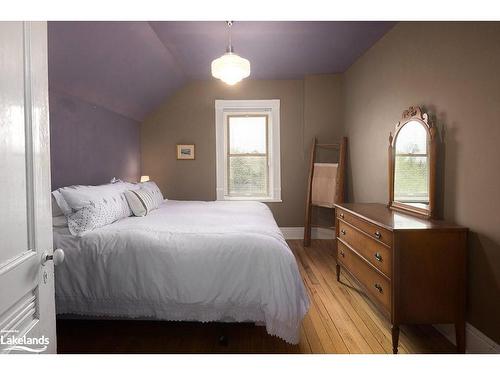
388 106 437 219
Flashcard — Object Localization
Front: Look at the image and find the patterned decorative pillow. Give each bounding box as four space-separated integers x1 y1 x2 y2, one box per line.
124 189 157 217
139 181 165 207
61 184 134 235
65 192 131 236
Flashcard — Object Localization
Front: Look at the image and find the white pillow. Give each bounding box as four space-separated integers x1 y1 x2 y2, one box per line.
139 181 164 207
124 189 157 217
52 182 133 215
51 195 63 217
60 182 136 212
52 190 72 216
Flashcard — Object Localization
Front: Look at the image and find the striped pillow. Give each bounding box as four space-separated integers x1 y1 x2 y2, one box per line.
140 181 164 207
124 189 157 217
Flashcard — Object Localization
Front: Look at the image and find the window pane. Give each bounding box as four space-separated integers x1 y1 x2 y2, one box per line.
229 156 268 196
395 120 427 154
229 116 267 154
394 155 429 203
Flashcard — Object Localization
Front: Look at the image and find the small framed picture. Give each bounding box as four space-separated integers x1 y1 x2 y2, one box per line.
176 144 195 160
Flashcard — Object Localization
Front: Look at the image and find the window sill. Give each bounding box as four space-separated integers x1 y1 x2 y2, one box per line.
219 197 282 203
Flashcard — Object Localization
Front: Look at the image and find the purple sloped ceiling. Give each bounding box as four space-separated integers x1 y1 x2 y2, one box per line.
48 21 185 122
48 21 395 122
150 21 395 81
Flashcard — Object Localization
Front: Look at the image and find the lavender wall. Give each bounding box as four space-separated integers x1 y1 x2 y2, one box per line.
49 90 141 189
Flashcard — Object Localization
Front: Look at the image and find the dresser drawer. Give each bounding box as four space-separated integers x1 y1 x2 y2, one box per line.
338 221 392 278
337 241 391 313
337 208 393 247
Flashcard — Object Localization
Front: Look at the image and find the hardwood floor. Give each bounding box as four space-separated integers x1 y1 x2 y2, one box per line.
56 240 456 354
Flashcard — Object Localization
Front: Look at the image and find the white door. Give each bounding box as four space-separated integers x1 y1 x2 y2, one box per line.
0 21 59 354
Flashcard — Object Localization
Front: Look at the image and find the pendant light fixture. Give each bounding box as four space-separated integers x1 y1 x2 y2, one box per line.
211 21 251 85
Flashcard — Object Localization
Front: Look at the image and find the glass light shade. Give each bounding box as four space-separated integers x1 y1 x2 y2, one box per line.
140 175 150 182
211 52 250 85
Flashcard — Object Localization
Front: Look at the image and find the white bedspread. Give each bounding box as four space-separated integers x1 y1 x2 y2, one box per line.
54 200 309 344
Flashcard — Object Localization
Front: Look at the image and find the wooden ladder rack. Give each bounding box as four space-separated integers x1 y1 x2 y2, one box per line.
303 137 347 247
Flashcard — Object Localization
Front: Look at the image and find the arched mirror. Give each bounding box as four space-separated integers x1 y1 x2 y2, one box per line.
389 106 437 218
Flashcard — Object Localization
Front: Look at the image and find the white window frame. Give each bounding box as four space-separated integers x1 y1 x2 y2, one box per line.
215 99 281 202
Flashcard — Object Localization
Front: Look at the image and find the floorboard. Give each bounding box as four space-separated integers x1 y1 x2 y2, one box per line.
56 240 457 354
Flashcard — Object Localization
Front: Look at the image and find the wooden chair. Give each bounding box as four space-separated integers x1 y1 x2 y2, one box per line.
303 137 347 247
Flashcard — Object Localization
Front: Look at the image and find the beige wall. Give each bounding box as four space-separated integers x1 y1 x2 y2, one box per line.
344 22 500 343
141 76 344 226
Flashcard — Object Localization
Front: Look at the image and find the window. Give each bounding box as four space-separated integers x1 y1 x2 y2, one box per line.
215 100 281 202
227 115 268 197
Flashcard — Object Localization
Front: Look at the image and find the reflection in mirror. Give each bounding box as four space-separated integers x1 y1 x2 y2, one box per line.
394 120 429 205
389 106 436 218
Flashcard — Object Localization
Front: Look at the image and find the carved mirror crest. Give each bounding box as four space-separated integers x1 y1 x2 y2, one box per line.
389 106 437 218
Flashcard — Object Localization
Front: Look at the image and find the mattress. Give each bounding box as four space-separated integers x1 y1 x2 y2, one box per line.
53 200 309 344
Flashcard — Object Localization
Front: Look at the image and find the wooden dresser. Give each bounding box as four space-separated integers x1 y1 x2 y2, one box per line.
334 203 467 353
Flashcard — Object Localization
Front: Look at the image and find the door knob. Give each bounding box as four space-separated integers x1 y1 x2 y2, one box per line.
42 248 65 266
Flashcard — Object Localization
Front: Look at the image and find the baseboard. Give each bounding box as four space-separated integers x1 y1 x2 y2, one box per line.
280 226 334 240
434 323 500 353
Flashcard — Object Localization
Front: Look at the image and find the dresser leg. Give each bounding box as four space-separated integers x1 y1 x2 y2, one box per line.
336 263 340 282
391 325 400 354
455 320 466 353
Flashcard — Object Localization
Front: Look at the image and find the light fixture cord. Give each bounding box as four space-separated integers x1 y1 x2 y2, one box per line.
226 21 233 53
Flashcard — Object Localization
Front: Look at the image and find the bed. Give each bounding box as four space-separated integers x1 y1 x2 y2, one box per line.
53 199 310 344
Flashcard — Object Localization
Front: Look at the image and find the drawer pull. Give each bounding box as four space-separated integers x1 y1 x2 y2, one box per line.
340 229 346 235
374 283 383 293
374 252 383 262
374 231 382 239
339 250 345 258
339 213 345 219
